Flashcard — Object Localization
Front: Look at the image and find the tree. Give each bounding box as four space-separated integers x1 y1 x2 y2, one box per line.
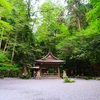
0 0 35 66
0 0 13 48
35 1 66 56
56 0 100 75
65 0 91 32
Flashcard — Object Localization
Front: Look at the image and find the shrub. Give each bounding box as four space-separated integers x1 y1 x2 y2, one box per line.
83 76 93 80
64 77 75 83
0 74 4 79
75 75 81 78
96 78 100 80
0 67 19 77
88 76 93 79
18 73 31 79
18 70 31 79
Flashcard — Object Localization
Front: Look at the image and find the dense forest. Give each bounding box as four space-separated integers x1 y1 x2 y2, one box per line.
0 0 100 76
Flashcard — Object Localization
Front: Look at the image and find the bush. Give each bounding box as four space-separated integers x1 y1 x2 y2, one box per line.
83 76 93 80
0 67 19 77
96 78 100 80
0 75 4 79
48 68 54 73
19 74 30 79
64 77 75 83
75 75 81 78
0 67 8 71
18 70 31 79
87 76 93 79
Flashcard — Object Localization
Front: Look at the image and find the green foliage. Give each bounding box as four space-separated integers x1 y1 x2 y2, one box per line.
0 67 19 77
0 67 8 71
57 0 100 69
18 70 31 79
35 1 67 56
86 0 100 21
0 0 100 77
0 0 35 66
0 0 12 17
64 77 75 83
58 32 100 65
19 74 30 79
48 68 54 73
0 50 12 68
0 20 13 32
65 0 91 32
0 51 9 61
34 0 100 77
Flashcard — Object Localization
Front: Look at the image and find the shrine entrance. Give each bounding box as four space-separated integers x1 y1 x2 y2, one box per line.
34 52 65 79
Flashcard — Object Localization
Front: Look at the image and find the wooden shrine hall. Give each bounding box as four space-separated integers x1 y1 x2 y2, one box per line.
35 52 65 79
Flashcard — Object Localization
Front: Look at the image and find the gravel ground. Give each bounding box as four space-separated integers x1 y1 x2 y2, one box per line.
0 78 100 100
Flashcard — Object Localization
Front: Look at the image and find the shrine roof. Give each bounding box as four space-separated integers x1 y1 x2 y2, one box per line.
35 52 65 64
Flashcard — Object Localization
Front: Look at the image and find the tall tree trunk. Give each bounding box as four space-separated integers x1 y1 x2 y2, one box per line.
11 42 16 64
0 28 4 48
11 34 17 64
3 38 9 53
27 0 31 18
77 17 81 31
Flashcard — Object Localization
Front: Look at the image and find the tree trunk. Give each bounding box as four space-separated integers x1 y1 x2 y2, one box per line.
11 44 15 64
77 17 81 31
11 34 17 64
27 0 31 18
3 38 9 53
0 28 4 48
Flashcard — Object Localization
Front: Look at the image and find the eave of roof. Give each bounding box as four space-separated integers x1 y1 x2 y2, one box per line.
35 59 64 62
35 52 65 64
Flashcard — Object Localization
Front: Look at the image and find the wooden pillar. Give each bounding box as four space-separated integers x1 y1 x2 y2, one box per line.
40 66 42 76
58 66 60 77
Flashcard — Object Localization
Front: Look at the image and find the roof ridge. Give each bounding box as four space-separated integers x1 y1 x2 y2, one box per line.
42 52 58 60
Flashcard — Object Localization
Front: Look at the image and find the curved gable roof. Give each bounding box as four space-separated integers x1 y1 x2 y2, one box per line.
35 52 65 64
42 52 58 60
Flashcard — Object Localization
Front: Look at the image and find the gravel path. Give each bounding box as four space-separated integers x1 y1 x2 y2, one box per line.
0 78 100 100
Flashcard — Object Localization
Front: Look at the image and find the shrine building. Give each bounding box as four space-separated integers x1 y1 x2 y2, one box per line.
34 52 65 78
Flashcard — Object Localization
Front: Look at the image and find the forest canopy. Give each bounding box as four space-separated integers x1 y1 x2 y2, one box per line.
0 0 100 74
